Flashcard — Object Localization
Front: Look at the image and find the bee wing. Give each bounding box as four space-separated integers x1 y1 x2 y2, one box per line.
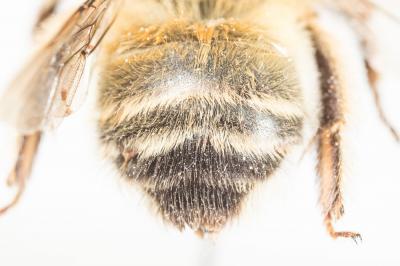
0 0 122 134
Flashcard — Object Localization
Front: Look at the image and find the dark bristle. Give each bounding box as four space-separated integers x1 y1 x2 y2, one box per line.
115 138 280 232
146 181 251 232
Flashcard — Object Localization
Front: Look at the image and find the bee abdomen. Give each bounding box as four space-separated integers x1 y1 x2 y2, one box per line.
145 180 252 232
98 20 304 233
118 138 278 233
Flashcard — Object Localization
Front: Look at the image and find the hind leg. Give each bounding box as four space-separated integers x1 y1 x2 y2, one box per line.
308 21 361 242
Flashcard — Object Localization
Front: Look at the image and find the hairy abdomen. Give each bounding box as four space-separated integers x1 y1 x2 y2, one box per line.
98 20 303 233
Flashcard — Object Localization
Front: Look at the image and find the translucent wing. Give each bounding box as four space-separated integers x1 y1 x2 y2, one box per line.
0 0 121 134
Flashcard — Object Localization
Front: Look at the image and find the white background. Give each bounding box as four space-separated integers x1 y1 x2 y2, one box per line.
0 1 399 266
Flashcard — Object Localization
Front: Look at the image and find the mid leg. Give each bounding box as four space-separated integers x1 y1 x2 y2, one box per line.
35 0 62 32
365 62 399 141
0 133 41 215
337 0 399 141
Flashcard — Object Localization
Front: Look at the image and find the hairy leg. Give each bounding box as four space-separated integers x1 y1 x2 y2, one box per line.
308 22 361 242
0 133 41 215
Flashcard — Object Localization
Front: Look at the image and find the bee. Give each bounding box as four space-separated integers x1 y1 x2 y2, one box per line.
0 0 398 241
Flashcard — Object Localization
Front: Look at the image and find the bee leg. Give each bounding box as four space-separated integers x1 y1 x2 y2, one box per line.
365 60 399 141
338 1 399 141
309 24 361 241
0 133 41 215
121 149 138 169
35 0 60 32
317 122 361 242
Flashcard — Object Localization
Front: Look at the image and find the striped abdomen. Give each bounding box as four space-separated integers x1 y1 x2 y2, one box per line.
98 20 303 233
